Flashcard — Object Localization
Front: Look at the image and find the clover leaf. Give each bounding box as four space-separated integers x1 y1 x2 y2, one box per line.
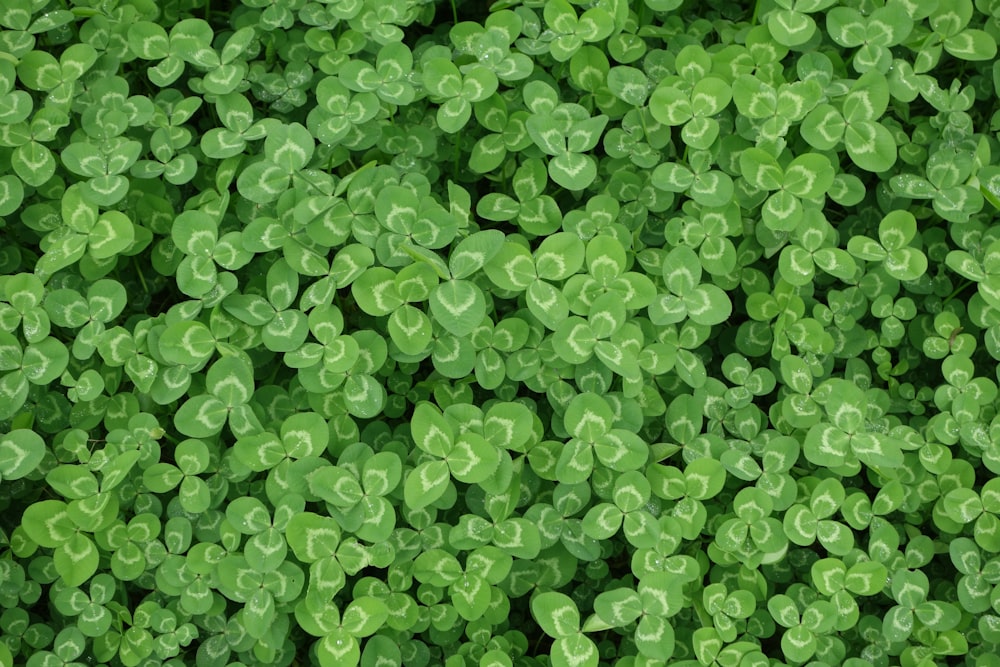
800 70 897 172
738 147 835 232
847 210 929 282
525 87 608 190
827 3 913 73
531 591 598 667
650 245 733 326
542 0 615 61
649 75 731 150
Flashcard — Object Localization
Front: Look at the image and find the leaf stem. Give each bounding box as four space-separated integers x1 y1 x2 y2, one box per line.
454 131 462 183
942 279 974 305
132 256 149 293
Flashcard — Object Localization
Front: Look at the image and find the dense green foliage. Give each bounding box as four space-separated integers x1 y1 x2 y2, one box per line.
2 0 1000 665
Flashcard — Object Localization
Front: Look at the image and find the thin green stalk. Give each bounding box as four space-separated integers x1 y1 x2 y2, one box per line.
942 279 974 305
132 256 149 294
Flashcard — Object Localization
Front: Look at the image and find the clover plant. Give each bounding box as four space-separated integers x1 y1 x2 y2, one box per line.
4 0 1000 666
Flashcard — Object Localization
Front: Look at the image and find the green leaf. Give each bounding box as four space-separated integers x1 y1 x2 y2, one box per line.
430 280 486 337
22 499 73 547
404 460 451 510
352 267 403 316
411 402 454 457
388 305 432 355
844 120 897 172
448 433 497 483
158 320 215 367
484 242 535 291
634 615 675 660
264 122 315 172
783 154 835 198
531 591 580 638
549 152 597 191
535 232 585 281
22 337 68 384
128 21 171 60
206 354 254 407
174 395 228 438
317 629 359 667
878 210 916 251
593 588 642 627
87 211 134 259
413 548 463 586
551 634 599 667
564 392 613 441
341 373 386 419
285 512 341 563
55 534 99 587
0 175 24 218
449 230 505 280
767 9 817 47
944 29 997 61
342 597 389 637
237 159 291 204
0 429 45 480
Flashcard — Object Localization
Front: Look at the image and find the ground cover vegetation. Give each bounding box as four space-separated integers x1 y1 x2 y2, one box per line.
2 0 1000 665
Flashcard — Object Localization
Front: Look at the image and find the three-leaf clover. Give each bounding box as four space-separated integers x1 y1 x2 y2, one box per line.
338 41 416 106
308 452 402 543
422 58 498 133
404 402 500 510
847 210 929 282
173 354 261 439
800 70 897 172
650 245 733 326
732 73 822 142
127 19 218 86
52 573 118 638
890 148 985 223
236 122 316 204
542 0 615 61
476 157 562 235
738 147 835 232
811 557 888 631
804 379 905 473
882 569 961 642
0 331 69 420
783 477 855 555
585 575 684 660
554 393 647 485
715 487 788 567
142 439 214 514
524 82 608 190
582 470 658 547
826 3 913 72
649 75 732 150
764 0 837 47
701 582 757 642
22 499 100 586
201 93 270 159
531 591 599 667
768 594 838 662
942 478 1000 552
36 185 138 279
170 209 253 298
